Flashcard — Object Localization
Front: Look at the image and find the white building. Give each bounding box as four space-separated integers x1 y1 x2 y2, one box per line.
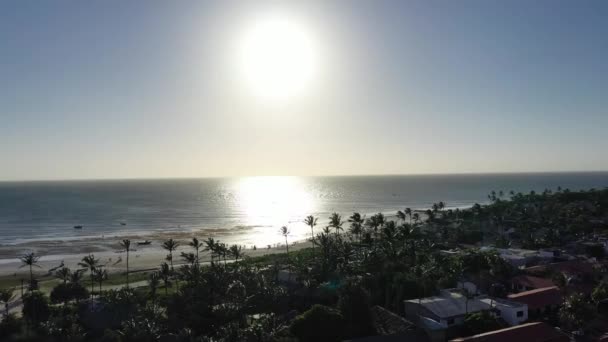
404 289 527 330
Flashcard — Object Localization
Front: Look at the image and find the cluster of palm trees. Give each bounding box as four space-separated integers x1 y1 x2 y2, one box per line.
78 254 105 296
176 237 245 266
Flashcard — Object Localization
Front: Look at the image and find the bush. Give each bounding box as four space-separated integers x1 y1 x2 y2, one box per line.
337 282 375 338
50 283 89 304
586 244 605 259
560 293 594 332
463 311 502 336
290 305 345 342
592 282 608 303
22 291 50 326
0 314 21 338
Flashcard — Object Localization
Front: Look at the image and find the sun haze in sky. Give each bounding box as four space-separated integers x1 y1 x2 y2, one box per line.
1 1 608 180
236 11 320 102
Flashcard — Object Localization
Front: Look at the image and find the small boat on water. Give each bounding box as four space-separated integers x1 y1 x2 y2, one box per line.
73 225 83 229
120 222 127 226
137 240 151 246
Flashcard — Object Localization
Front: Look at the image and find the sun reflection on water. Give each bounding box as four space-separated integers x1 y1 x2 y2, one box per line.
235 176 316 245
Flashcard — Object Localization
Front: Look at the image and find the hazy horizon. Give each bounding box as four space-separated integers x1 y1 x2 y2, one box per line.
2 1 608 181
2 170 608 184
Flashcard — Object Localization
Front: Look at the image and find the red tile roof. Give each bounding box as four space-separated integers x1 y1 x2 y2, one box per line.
511 275 555 289
449 322 569 342
525 260 595 277
507 287 563 311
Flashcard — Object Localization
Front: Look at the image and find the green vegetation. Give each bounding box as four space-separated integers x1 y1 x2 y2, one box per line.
0 187 607 341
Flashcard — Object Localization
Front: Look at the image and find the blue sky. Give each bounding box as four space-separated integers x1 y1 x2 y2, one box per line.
1 1 607 180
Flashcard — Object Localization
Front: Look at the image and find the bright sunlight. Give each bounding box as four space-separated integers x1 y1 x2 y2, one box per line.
237 12 319 102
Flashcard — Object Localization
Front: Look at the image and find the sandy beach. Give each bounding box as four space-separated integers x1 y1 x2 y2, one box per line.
0 229 312 277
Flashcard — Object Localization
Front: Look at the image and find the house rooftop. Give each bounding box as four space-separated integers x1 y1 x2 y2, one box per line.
371 305 415 335
405 289 494 319
449 322 569 342
511 274 555 289
478 297 526 310
507 287 562 310
525 260 595 276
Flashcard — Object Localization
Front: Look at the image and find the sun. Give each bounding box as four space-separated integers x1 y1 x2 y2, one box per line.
237 13 319 102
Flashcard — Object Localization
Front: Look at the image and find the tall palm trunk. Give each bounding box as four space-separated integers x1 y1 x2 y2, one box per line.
310 227 315 257
126 249 129 288
285 236 289 255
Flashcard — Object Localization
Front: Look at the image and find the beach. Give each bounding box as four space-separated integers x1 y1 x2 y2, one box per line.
0 230 312 277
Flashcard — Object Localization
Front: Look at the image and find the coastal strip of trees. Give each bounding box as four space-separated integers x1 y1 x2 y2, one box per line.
0 187 607 341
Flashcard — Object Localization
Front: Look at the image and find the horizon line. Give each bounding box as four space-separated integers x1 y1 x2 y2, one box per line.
1 169 608 183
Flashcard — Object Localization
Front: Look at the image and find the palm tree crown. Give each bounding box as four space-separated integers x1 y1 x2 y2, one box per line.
328 212 344 236
19 252 41 287
229 245 243 263
55 267 71 284
162 238 180 270
189 237 202 264
280 226 291 255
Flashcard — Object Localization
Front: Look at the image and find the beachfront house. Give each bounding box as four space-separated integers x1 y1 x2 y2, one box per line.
507 286 562 318
404 289 528 331
510 274 555 293
481 247 556 268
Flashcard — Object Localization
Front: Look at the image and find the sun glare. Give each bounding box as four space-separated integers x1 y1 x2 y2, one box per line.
237 13 319 102
236 176 314 225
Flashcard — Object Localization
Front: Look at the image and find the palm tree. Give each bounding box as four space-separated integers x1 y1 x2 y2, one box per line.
159 263 172 295
348 212 365 244
438 201 445 211
0 288 15 317
119 239 131 288
204 238 217 264
397 210 407 223
93 267 108 295
19 252 41 288
162 238 180 271
55 267 71 284
280 226 291 255
328 212 344 236
218 243 228 265
180 252 197 266
70 269 84 284
403 208 412 223
366 213 385 243
189 237 203 265
148 272 160 308
229 245 243 264
304 215 318 256
412 212 420 224
78 254 100 296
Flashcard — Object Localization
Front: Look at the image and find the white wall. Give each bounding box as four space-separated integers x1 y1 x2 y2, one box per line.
497 304 528 326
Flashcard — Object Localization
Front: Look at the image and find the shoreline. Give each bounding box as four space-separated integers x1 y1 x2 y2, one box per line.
0 208 447 277
0 232 312 277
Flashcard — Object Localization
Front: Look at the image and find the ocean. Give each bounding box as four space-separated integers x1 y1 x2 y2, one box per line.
1 172 607 246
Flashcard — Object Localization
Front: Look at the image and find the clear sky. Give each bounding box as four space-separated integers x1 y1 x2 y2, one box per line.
1 1 607 181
